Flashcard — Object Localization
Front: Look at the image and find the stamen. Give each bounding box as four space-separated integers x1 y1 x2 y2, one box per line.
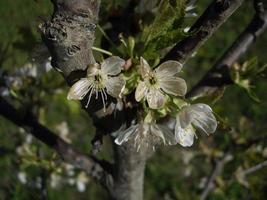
95 89 99 99
86 85 95 108
100 89 106 112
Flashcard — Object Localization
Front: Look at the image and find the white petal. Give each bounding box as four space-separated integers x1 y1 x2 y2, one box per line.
105 75 125 98
101 56 125 76
157 124 177 145
150 124 166 144
135 81 148 102
175 116 195 147
115 125 138 145
189 104 217 134
147 88 165 109
179 106 193 128
67 78 91 100
155 61 182 77
159 77 187 96
140 57 152 78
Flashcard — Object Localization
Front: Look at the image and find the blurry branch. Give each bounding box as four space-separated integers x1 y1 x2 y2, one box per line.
162 0 244 63
200 152 231 200
240 160 267 176
188 0 267 98
200 134 267 200
0 98 113 192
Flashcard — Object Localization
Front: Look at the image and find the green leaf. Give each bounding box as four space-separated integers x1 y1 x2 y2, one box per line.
144 0 186 43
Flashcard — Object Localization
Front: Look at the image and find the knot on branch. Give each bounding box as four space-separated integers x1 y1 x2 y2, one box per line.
216 0 231 11
40 12 97 77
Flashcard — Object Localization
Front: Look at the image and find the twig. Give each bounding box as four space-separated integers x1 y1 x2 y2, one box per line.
0 98 113 192
162 0 244 64
242 160 267 176
200 152 231 200
188 0 267 98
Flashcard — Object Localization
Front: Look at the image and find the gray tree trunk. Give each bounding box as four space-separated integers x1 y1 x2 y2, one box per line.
41 0 147 199
113 145 147 200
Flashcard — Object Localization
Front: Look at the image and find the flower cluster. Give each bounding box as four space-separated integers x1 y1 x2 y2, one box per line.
67 56 218 150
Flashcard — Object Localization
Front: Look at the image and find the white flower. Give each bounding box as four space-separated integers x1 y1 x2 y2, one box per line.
185 1 197 18
175 103 217 147
17 172 27 184
50 173 62 189
115 122 177 151
135 57 187 109
76 172 89 192
67 56 125 110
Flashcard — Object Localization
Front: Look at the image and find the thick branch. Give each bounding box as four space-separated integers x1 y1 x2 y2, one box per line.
187 2 267 98
162 0 244 63
0 98 112 191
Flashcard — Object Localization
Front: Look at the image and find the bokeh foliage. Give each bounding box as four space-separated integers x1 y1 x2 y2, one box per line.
0 0 267 199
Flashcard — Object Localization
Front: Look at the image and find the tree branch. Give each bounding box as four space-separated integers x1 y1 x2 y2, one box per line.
241 160 267 176
200 152 231 200
0 98 113 192
162 0 244 63
187 0 267 98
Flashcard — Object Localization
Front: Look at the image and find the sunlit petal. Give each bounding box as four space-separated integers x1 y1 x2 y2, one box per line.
159 77 187 96
101 56 125 76
67 78 92 100
155 61 182 77
147 88 165 109
105 75 125 98
135 81 148 102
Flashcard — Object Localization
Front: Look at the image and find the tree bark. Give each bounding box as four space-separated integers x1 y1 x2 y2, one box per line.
41 0 147 199
112 144 147 200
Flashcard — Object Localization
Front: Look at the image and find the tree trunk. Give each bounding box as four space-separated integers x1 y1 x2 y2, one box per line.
41 1 148 199
112 144 147 200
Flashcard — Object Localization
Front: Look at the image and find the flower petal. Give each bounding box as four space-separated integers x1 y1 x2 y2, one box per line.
150 124 166 144
105 75 125 98
189 104 217 134
157 124 177 145
135 81 148 102
175 116 195 147
159 77 187 96
115 125 139 145
140 57 152 78
101 56 125 76
156 61 182 77
67 78 91 100
147 88 165 109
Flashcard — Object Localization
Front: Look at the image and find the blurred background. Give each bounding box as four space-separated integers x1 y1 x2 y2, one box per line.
0 0 266 199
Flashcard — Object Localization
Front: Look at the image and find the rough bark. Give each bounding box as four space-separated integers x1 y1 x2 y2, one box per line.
40 0 147 199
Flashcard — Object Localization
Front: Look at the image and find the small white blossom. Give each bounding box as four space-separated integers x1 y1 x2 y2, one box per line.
135 57 187 109
67 56 126 110
175 103 217 147
50 173 62 189
17 172 27 184
115 122 177 151
185 0 197 18
76 172 89 192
